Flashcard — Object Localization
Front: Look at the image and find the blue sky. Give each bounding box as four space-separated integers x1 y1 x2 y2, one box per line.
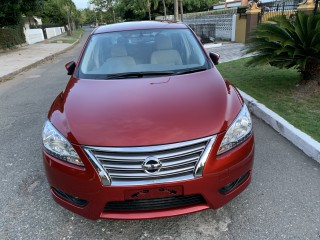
73 0 90 9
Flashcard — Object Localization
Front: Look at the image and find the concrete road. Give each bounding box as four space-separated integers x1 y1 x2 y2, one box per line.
0 29 319 240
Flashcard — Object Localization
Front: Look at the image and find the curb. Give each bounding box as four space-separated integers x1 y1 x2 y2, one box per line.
0 37 81 84
239 90 320 164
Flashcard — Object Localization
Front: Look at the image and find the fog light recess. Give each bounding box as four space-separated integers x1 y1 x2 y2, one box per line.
219 171 250 195
52 187 88 207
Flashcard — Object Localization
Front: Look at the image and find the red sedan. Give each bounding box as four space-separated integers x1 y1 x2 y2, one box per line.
42 21 254 220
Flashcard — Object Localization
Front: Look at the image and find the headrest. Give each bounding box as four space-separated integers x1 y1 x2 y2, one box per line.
111 44 127 57
156 35 173 50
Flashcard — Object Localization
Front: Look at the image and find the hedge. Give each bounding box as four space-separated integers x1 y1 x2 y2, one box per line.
30 24 62 29
0 26 26 49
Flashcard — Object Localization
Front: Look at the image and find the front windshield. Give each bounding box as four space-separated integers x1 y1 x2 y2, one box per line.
78 28 210 79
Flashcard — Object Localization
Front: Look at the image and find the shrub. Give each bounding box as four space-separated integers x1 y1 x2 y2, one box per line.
244 12 320 84
0 26 26 49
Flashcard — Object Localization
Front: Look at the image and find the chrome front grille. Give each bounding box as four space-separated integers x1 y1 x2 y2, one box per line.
83 135 216 186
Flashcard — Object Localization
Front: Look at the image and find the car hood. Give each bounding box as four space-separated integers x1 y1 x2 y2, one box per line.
49 68 242 146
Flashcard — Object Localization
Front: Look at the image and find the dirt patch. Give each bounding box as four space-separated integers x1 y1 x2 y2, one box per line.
294 80 320 98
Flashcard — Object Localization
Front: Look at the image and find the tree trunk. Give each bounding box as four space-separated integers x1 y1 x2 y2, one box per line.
148 0 151 20
28 16 32 28
301 62 320 84
162 0 167 20
174 0 179 21
179 0 184 22
67 14 71 36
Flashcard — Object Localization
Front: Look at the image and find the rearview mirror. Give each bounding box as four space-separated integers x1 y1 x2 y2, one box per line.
209 52 220 65
65 61 76 75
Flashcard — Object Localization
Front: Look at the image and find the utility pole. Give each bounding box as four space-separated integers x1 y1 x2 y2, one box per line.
174 0 179 21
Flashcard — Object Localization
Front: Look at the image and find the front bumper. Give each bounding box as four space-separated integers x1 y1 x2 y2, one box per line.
43 134 254 220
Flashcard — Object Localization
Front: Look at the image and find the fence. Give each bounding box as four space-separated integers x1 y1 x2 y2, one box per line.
183 14 235 41
188 24 216 43
155 9 237 41
260 0 299 22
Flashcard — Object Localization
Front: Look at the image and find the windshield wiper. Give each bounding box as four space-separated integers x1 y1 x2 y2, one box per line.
106 71 176 79
175 67 208 75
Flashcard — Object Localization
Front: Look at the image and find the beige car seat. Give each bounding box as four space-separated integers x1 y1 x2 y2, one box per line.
105 44 136 72
151 35 183 65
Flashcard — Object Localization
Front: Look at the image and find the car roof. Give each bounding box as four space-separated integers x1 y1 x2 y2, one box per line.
93 21 188 34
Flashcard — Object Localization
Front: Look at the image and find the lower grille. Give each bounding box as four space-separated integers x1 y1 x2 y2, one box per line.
104 194 206 212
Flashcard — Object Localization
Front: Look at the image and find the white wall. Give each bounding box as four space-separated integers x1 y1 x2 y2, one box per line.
54 27 61 36
45 28 56 39
231 14 236 42
45 27 64 39
25 29 45 44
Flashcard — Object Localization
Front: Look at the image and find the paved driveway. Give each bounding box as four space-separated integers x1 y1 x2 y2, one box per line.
205 43 248 63
0 30 319 239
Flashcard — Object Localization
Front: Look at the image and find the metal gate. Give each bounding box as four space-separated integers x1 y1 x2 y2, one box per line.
188 23 216 43
259 0 299 23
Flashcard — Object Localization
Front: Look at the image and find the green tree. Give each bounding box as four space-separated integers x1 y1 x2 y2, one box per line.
0 0 22 27
244 12 320 84
90 0 115 24
21 0 44 17
82 8 97 25
40 0 67 25
114 0 164 21
114 0 146 21
183 0 213 12
21 0 44 28
0 0 45 27
61 0 77 35
40 0 82 32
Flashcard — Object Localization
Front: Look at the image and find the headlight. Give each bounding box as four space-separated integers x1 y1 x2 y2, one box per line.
42 120 84 166
217 104 252 155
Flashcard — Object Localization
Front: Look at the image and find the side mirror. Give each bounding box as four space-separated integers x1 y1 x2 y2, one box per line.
65 61 76 75
209 52 220 65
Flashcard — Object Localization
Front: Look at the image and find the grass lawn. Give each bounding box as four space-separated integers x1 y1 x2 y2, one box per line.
217 58 320 142
50 28 84 44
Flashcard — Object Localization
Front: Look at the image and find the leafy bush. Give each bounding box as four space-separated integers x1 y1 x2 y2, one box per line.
244 12 320 83
0 26 26 49
30 24 61 29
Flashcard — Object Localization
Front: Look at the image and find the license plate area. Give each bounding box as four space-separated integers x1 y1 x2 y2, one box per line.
125 186 183 200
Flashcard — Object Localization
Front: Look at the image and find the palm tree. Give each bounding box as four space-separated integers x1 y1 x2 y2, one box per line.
134 0 156 20
244 12 320 84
